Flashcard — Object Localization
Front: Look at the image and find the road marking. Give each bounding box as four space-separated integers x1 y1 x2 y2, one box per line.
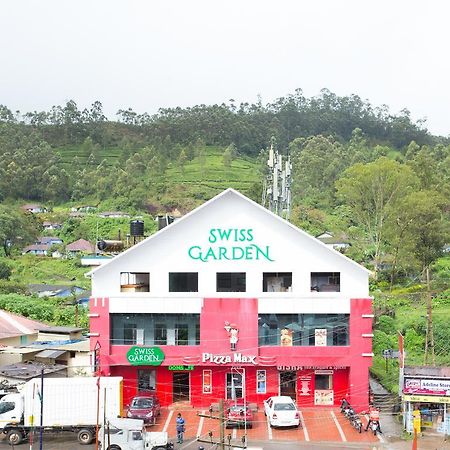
331 410 347 442
298 410 309 441
265 413 273 440
163 410 174 433
196 410 205 438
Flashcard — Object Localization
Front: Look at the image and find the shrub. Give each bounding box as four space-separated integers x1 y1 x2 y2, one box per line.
0 261 12 280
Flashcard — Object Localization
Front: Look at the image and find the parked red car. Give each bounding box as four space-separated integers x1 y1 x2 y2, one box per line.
225 400 253 429
126 394 161 424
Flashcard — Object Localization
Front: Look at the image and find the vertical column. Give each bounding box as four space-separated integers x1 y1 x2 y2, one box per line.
89 297 111 376
349 297 373 411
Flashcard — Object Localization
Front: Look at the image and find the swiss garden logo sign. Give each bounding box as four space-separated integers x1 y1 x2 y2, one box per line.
126 346 165 366
188 228 274 263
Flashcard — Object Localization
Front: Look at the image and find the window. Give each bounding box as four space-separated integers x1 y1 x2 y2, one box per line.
154 324 167 345
258 313 349 346
217 272 246 292
315 374 332 390
256 370 266 394
120 272 150 292
111 313 200 346
169 272 198 292
123 322 137 345
310 272 340 292
175 323 189 345
138 369 156 392
195 323 200 345
263 272 292 292
0 402 15 414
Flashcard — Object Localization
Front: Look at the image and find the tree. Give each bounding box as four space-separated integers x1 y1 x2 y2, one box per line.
177 149 187 173
222 147 232 168
0 206 40 256
336 157 418 277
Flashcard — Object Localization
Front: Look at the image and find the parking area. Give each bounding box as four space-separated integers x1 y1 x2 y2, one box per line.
151 407 379 445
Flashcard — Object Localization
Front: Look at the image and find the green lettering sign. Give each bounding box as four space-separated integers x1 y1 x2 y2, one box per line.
168 365 195 371
188 228 274 263
126 346 165 366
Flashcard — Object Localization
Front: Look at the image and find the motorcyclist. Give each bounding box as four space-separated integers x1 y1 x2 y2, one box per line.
363 406 382 433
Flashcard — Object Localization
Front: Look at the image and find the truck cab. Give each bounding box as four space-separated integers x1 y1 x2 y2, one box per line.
99 418 173 450
0 393 23 428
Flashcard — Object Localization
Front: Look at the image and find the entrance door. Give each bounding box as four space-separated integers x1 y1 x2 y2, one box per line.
279 371 297 400
226 372 244 399
173 372 190 402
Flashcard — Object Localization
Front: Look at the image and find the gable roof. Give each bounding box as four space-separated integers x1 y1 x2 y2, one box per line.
90 188 370 276
66 239 94 252
0 310 49 339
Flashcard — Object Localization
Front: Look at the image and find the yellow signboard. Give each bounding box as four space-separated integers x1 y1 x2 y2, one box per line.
403 394 450 404
413 409 421 433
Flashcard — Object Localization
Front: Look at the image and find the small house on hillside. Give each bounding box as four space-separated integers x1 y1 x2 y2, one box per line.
22 236 63 256
21 203 47 214
66 239 94 255
42 221 62 231
316 232 351 252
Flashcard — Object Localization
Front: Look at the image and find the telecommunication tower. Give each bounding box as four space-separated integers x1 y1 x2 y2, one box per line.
262 141 292 221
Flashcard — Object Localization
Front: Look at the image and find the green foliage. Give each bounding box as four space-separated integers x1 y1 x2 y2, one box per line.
0 293 88 328
0 260 12 279
376 315 396 335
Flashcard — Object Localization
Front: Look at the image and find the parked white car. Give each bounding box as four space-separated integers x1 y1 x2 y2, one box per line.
263 396 300 428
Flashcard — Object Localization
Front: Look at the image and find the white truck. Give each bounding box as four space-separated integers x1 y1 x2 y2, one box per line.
0 376 123 445
98 418 174 450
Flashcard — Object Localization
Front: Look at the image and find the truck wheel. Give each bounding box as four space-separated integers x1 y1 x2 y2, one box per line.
78 428 95 445
6 429 23 446
107 446 121 450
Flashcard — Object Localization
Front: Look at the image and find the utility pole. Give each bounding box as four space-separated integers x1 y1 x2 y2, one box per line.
197 398 247 449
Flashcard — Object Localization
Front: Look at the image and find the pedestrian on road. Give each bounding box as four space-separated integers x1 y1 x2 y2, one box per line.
176 413 185 444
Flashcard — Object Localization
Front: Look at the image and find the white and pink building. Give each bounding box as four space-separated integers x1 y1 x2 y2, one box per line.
89 189 373 410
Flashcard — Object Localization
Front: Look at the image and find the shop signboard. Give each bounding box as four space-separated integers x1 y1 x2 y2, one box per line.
404 377 450 396
126 346 165 366
168 365 194 371
403 394 450 404
188 228 274 263
202 352 257 365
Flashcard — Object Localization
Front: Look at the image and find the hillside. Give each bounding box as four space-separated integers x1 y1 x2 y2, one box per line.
0 93 449 393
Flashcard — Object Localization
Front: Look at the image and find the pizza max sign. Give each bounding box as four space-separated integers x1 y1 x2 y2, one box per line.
202 352 257 365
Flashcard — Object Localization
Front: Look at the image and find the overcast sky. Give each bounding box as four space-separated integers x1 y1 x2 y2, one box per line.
1 0 449 136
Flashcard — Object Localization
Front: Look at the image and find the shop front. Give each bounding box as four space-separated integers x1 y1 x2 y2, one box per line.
402 368 450 435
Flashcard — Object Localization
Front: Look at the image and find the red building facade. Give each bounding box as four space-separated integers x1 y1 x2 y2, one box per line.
89 190 373 412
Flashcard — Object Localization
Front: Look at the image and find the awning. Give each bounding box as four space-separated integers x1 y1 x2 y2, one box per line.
35 349 66 359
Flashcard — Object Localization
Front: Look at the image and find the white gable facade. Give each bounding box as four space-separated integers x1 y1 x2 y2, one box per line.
90 189 373 411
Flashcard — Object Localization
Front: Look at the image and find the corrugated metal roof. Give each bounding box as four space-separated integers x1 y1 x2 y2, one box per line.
35 349 66 359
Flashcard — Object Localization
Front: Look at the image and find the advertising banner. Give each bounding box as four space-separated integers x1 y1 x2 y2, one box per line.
314 389 334 405
404 378 450 396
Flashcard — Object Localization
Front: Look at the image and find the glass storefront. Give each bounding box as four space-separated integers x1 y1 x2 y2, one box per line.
258 313 349 346
111 313 200 345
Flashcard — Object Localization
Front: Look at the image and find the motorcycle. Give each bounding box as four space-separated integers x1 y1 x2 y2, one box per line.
340 398 350 413
350 414 363 433
368 419 381 436
344 405 355 419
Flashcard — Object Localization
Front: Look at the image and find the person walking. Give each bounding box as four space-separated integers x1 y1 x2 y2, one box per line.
176 412 185 444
